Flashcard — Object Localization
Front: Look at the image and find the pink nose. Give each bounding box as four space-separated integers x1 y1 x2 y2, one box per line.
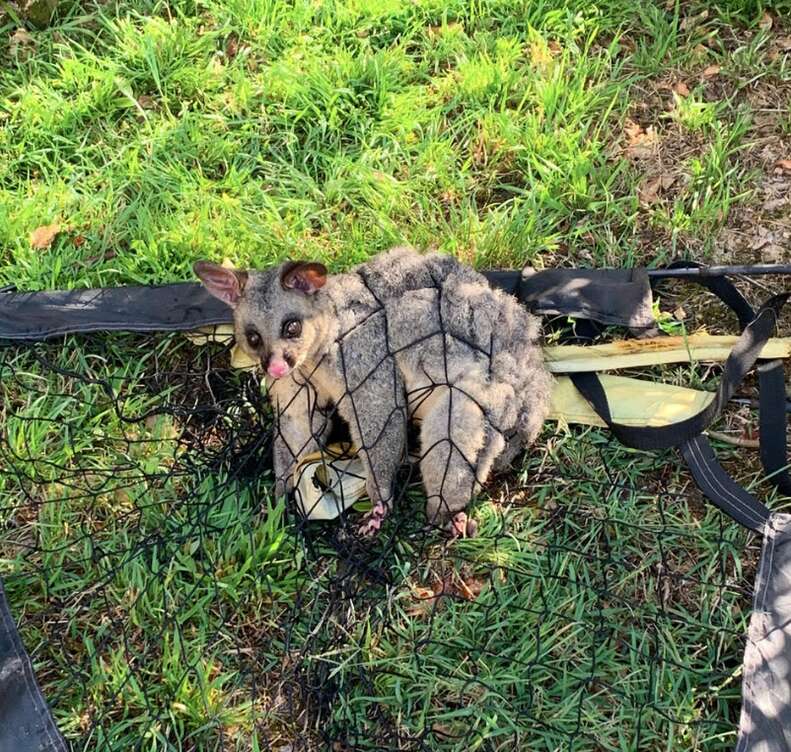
266 358 290 379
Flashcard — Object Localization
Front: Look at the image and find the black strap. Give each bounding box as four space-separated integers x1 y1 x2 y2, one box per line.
681 436 770 532
654 260 756 330
570 294 789 451
758 360 791 495
570 291 789 531
657 262 791 496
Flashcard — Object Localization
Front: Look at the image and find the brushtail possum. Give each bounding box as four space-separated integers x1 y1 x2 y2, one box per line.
194 247 552 537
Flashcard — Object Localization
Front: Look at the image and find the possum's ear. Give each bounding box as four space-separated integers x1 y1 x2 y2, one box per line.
193 261 248 307
280 261 327 295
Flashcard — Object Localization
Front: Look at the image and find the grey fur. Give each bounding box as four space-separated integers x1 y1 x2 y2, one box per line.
194 247 552 534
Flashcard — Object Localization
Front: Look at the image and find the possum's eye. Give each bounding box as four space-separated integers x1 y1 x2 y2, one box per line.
281 319 302 339
245 329 261 348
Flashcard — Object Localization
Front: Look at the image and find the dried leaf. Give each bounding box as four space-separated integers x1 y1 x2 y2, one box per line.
137 95 156 110
432 723 457 738
774 159 791 173
673 306 687 321
30 223 61 250
759 12 773 31
405 586 441 618
638 176 662 205
72 234 86 247
225 33 239 59
762 244 785 263
763 197 788 212
776 36 791 51
9 27 35 57
702 64 721 78
624 119 644 141
10 27 33 45
750 235 770 251
456 575 486 601
673 81 690 97
625 123 660 159
113 489 131 505
547 40 561 56
680 9 708 31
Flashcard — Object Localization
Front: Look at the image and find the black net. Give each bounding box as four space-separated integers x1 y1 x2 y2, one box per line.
0 278 767 750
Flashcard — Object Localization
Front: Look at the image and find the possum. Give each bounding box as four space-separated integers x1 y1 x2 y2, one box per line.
194 247 552 537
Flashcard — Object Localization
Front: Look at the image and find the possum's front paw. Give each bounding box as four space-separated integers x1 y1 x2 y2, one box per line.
447 512 478 539
358 500 387 537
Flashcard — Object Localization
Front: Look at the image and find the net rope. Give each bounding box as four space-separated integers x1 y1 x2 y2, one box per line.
0 279 765 750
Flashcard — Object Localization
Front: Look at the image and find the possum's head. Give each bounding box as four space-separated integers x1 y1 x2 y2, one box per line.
193 260 331 380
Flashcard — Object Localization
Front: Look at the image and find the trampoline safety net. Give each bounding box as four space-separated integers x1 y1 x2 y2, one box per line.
0 267 786 752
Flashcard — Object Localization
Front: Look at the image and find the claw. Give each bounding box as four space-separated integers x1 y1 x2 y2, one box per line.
358 500 387 537
451 512 469 538
448 512 478 539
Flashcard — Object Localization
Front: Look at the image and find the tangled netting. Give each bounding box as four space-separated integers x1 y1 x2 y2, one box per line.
0 318 761 751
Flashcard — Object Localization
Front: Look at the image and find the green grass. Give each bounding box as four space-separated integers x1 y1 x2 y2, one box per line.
2 0 791 750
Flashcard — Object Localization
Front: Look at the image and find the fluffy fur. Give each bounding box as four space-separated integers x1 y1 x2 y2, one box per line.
195 247 552 535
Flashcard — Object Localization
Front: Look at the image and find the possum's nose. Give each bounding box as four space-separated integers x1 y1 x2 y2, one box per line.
266 356 290 379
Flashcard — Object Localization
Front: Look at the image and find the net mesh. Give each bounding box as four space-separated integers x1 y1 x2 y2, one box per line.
0 279 766 751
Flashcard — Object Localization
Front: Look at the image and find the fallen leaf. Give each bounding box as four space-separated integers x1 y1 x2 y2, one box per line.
637 173 676 205
456 575 486 601
673 306 687 321
759 12 773 31
719 228 743 253
624 118 644 141
137 95 156 110
547 40 562 56
225 33 239 59
680 9 708 32
10 27 33 45
638 176 662 205
776 36 791 51
405 586 441 618
9 27 35 57
750 226 774 251
30 223 61 250
775 159 791 173
673 81 690 97
762 244 785 263
702 64 721 78
763 197 788 212
625 123 660 159
432 723 456 739
113 489 131 505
